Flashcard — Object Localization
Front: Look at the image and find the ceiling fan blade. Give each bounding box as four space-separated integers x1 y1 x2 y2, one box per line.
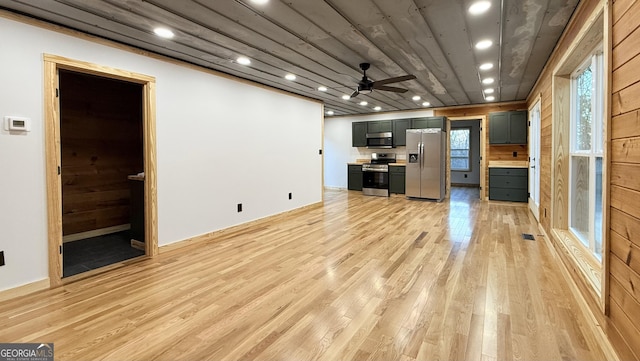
374 85 408 93
350 89 360 98
373 74 416 86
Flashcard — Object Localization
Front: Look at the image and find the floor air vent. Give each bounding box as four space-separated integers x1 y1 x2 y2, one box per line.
522 233 535 241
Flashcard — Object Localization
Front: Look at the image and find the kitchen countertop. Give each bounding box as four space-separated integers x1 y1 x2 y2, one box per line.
488 160 529 168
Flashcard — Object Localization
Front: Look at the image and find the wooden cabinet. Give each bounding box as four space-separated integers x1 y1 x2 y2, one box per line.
389 165 406 194
393 119 411 146
489 168 528 202
489 111 527 144
352 122 367 147
411 116 445 130
347 164 363 191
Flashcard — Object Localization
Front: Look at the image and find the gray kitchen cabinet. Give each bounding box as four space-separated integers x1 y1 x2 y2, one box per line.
352 122 367 147
368 120 393 133
489 111 527 144
393 119 411 146
348 164 363 191
389 165 406 194
411 116 445 130
489 167 528 202
353 120 393 147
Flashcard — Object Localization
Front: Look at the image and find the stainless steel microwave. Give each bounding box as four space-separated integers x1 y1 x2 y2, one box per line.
366 132 393 148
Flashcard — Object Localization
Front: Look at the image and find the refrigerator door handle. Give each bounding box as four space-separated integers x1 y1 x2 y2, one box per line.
420 141 424 168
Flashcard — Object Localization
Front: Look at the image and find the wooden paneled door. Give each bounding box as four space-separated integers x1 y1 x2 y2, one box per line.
43 54 158 287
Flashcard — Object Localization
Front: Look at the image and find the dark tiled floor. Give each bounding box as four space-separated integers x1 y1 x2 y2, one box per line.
63 231 145 277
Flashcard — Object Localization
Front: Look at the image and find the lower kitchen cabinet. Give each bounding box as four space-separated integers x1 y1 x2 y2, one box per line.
489 167 528 202
348 164 363 191
389 165 406 194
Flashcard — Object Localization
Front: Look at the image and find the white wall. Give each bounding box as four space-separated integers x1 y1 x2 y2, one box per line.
324 110 434 188
0 16 322 292
450 119 481 185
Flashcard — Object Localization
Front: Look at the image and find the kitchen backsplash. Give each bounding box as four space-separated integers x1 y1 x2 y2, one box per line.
351 146 407 161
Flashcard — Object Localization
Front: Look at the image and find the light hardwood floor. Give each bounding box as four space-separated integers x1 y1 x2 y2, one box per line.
0 188 606 361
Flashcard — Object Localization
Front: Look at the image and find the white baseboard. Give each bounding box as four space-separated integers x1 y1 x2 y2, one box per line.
63 224 131 243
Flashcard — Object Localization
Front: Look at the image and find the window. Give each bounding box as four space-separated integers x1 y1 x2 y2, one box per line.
569 49 604 261
450 128 471 171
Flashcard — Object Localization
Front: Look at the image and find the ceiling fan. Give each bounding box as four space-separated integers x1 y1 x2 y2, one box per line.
350 63 416 98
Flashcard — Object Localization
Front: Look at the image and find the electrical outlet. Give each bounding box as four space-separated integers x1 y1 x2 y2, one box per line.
237 203 242 212
464 174 468 178
513 151 518 157
289 192 292 200
0 251 5 266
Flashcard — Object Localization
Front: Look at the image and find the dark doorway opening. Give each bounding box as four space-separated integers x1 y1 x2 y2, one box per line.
59 69 145 278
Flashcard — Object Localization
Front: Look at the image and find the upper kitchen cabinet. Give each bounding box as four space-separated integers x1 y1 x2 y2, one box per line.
489 111 527 144
411 116 445 130
367 120 393 133
393 119 411 146
352 120 394 147
352 121 367 147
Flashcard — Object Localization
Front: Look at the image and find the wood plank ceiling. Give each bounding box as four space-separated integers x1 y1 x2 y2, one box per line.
0 0 579 115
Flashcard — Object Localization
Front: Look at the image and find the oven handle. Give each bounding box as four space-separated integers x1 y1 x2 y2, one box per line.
362 168 389 173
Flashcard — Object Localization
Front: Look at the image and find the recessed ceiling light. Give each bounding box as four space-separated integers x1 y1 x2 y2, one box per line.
484 88 495 94
342 94 351 100
236 56 251 65
412 95 421 101
154 27 174 39
359 101 368 106
285 74 296 81
318 86 328 92
476 40 493 50
469 1 491 15
250 0 269 4
326 110 334 115
482 78 495 84
374 106 382 111
422 102 431 107
486 95 495 101
479 63 494 70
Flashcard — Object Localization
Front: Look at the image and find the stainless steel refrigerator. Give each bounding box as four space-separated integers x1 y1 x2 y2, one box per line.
405 128 446 201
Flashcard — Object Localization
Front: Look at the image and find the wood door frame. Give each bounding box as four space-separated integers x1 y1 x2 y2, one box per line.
44 54 158 287
447 116 487 200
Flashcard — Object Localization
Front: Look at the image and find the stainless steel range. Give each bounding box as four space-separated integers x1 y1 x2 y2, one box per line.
362 153 396 197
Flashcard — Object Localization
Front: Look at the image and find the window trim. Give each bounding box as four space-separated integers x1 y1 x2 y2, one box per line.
549 4 608 310
568 49 605 261
450 127 472 172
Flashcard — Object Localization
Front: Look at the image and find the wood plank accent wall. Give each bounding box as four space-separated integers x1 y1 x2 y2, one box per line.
527 0 640 359
59 70 144 236
435 102 527 198
609 0 640 358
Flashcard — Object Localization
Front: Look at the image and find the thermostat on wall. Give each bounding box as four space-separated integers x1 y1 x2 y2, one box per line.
4 116 31 132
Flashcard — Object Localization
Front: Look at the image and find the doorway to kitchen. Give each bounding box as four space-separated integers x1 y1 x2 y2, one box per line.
44 55 158 287
448 117 484 199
